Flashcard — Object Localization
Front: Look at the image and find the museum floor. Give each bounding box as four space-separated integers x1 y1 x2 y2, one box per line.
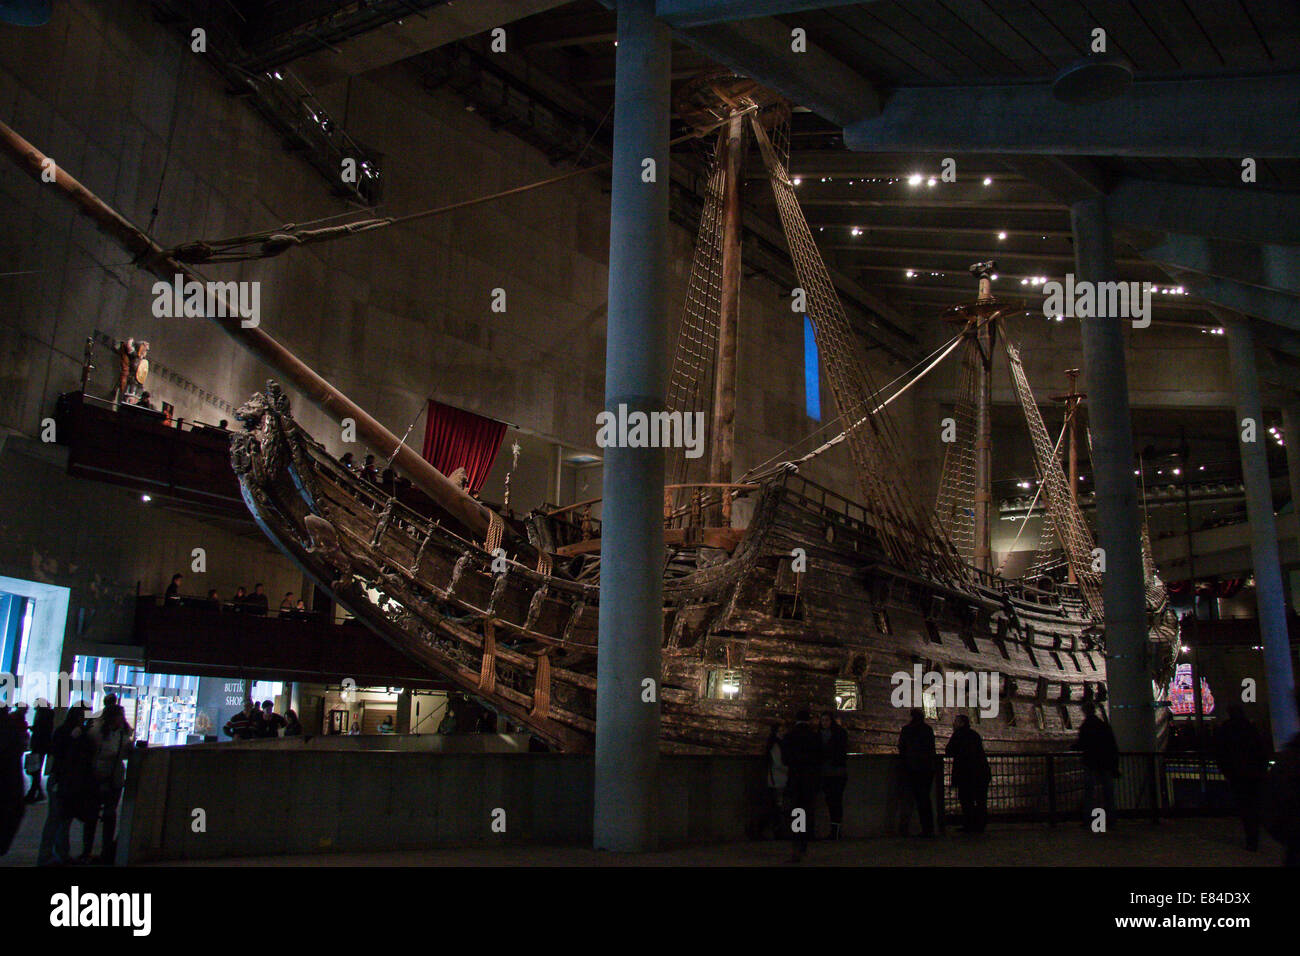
2 802 1285 867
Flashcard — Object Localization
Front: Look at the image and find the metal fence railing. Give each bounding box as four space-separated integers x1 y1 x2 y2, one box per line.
938 752 1234 826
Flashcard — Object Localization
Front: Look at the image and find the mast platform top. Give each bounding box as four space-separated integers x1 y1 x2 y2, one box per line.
674 70 789 133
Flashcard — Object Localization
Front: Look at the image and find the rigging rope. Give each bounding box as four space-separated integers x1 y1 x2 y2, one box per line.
996 415 1071 574
739 330 964 483
1004 336 1103 616
165 115 755 265
751 115 965 584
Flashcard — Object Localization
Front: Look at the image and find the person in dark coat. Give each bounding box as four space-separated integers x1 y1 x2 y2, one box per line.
37 704 93 866
223 699 259 740
898 708 937 836
945 714 991 833
25 699 54 803
1074 701 1119 827
1213 705 1270 851
819 711 849 840
0 706 29 856
1263 691 1300 867
782 709 823 861
282 709 303 737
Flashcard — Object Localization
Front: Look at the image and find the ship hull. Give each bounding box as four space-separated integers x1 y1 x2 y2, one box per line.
232 385 1174 755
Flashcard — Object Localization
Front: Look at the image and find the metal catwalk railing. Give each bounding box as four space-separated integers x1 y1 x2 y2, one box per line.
936 751 1236 826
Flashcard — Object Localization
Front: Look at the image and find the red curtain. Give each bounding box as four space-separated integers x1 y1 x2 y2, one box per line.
421 400 507 495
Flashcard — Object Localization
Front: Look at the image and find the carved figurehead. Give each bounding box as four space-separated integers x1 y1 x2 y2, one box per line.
231 381 291 480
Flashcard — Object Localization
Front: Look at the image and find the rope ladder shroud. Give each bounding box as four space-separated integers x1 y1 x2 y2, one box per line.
751 116 966 585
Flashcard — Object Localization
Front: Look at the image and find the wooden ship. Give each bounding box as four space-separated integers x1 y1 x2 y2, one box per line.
0 79 1178 757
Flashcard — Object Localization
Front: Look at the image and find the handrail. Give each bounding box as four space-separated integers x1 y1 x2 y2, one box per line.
543 482 760 521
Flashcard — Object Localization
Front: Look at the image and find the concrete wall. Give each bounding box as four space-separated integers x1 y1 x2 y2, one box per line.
0 0 864 508
0 436 300 653
119 745 914 862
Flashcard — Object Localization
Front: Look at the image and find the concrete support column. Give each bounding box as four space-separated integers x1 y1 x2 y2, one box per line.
1226 319 1299 749
1282 400 1300 528
1070 197 1156 752
593 0 670 853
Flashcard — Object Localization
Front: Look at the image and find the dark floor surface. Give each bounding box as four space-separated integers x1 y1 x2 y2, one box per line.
2 798 1286 866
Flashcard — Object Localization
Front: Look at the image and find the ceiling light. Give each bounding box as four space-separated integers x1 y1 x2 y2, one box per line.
908 173 922 186
997 231 1007 240
927 177 937 187
792 177 802 186
141 494 152 503
983 177 992 186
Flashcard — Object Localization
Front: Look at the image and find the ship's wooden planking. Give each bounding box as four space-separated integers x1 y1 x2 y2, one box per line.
233 383 1176 756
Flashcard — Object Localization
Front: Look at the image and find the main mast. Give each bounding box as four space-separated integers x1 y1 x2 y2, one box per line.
709 112 744 508
973 267 997 573
1052 369 1086 583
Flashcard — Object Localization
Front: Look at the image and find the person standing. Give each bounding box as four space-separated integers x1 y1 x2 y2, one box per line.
25 699 54 803
1213 705 1270 851
248 583 269 615
752 723 786 840
257 701 286 738
782 709 822 861
164 573 183 603
37 704 92 866
223 699 259 740
945 714 991 833
898 708 937 837
1075 701 1119 829
819 711 849 840
84 703 132 864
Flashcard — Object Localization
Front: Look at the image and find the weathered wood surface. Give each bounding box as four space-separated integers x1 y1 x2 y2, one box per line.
232 386 1176 755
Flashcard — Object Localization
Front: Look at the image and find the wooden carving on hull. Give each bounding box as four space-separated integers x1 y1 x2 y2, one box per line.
0 96 1180 761
230 379 1177 755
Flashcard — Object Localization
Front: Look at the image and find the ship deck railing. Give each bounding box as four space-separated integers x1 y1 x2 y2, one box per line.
935 750 1247 826
540 482 761 552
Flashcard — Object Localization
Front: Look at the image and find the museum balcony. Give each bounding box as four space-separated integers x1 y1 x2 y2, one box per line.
134 595 450 690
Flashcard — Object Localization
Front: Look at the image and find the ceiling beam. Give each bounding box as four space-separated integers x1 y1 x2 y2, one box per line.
657 0 874 28
1139 234 1300 298
843 74 1300 157
284 0 570 87
1106 180 1300 245
670 15 880 125
1185 278 1300 333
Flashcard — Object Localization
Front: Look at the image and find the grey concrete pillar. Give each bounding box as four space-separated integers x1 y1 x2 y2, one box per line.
1282 401 1300 531
1070 197 1156 752
1226 320 1299 749
593 0 670 853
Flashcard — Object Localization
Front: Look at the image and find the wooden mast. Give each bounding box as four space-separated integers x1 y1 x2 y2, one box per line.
1052 369 1085 583
973 269 996 574
0 118 512 549
708 112 744 524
